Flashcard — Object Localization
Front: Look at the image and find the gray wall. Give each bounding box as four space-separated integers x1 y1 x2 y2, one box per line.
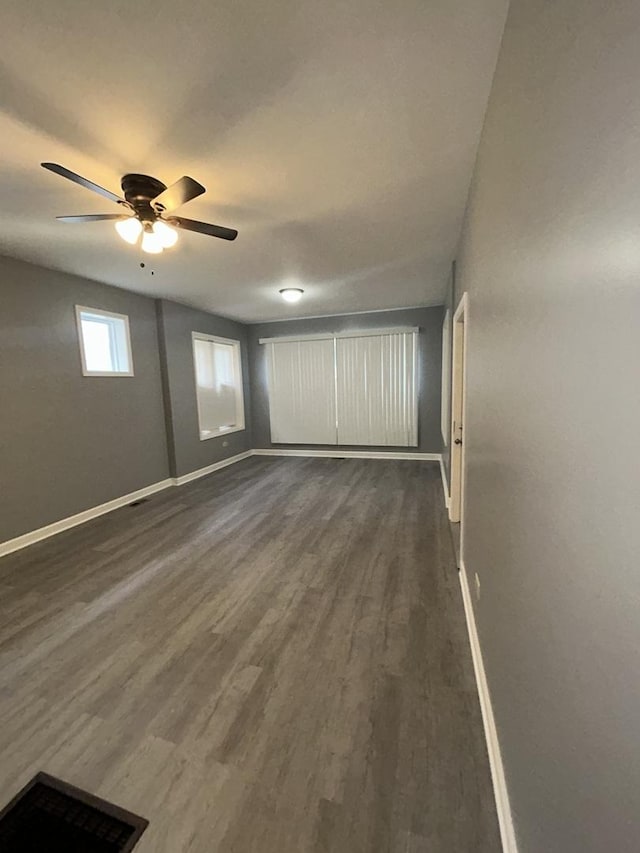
249 307 443 453
0 256 169 542
0 261 440 542
157 300 252 478
455 1 640 850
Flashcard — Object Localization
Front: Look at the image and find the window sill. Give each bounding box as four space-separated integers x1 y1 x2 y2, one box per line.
82 371 135 377
199 425 245 441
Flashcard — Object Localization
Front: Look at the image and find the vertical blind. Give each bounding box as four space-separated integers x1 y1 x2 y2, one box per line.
266 338 337 443
336 332 417 446
263 329 418 447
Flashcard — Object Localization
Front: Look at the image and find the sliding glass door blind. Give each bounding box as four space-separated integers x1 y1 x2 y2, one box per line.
263 329 418 447
266 338 337 444
335 332 417 446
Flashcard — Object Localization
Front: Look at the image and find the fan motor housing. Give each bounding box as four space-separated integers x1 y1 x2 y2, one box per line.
121 174 167 219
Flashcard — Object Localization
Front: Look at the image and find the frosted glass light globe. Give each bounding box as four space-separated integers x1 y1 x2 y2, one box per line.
115 217 142 245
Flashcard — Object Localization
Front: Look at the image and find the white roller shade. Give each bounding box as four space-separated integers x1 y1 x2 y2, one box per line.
266 339 337 444
336 332 417 446
193 335 244 438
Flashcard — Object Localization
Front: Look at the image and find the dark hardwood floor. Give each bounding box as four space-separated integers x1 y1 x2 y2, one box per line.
0 457 500 851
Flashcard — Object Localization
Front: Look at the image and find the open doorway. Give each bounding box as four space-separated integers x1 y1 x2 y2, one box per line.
449 293 468 563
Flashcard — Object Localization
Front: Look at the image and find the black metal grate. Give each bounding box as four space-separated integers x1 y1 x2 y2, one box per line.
0 773 148 852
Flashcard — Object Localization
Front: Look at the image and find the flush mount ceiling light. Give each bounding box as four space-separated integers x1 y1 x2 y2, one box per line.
280 288 304 303
40 163 239 256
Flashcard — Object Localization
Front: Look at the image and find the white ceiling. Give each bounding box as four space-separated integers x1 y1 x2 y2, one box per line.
0 0 507 322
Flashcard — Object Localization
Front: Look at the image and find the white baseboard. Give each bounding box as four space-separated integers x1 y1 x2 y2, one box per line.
172 450 253 486
0 451 256 558
0 478 174 559
252 448 441 462
439 456 450 509
0 448 439 558
459 561 518 853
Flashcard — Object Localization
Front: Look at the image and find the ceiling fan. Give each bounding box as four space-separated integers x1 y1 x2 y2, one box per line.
41 162 238 254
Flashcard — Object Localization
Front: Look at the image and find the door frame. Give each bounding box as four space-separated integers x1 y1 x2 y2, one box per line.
449 293 468 556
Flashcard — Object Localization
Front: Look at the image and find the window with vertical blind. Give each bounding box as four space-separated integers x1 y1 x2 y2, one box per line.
261 328 418 447
335 332 417 446
266 337 337 444
192 333 245 440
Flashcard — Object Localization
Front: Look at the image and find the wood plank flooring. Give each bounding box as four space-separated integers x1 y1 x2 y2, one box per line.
0 458 500 851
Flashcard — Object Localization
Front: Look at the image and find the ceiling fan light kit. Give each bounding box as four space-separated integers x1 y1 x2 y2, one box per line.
114 217 142 245
153 219 178 248
41 163 238 256
140 225 163 254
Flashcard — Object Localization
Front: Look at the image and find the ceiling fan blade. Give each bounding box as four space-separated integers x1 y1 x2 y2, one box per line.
169 216 238 241
152 176 205 212
41 163 124 204
56 214 127 223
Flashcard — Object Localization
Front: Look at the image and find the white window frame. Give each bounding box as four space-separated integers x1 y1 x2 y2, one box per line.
192 332 245 441
75 305 134 377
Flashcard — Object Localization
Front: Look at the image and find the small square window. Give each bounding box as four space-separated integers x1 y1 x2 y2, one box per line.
75 306 134 376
